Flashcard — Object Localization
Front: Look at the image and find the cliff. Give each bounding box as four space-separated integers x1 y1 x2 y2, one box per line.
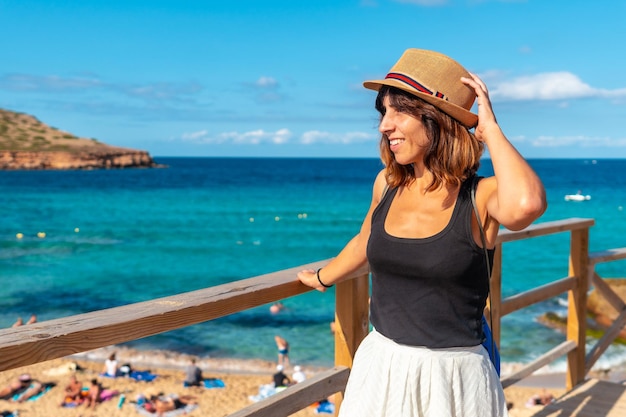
0 108 161 170
538 278 626 344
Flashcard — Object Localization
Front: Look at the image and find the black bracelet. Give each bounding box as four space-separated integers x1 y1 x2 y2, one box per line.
316 268 333 288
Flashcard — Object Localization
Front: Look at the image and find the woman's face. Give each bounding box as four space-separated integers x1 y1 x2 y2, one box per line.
378 95 429 166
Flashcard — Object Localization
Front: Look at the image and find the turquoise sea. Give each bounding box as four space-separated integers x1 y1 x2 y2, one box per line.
2 158 626 372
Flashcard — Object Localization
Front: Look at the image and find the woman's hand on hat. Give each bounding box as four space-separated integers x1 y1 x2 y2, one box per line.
461 72 500 142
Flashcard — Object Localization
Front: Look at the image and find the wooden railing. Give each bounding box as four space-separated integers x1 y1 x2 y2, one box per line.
1 217 626 416
493 218 594 390
493 218 626 391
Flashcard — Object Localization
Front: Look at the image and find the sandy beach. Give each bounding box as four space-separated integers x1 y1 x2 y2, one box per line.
0 351 312 417
0 346 595 417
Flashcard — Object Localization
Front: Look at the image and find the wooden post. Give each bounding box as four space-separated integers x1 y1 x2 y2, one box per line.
334 272 370 415
566 228 589 390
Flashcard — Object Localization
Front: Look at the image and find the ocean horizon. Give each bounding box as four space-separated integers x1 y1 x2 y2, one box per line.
2 157 626 373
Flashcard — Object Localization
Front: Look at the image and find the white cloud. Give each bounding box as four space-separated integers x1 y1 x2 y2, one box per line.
531 135 626 148
491 72 626 101
255 76 278 89
0 73 102 91
300 130 377 144
179 128 292 145
178 129 376 146
0 72 203 102
181 130 209 141
123 82 203 100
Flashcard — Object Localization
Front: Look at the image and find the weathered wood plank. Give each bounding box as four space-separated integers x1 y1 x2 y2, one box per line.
497 218 594 243
566 228 589 390
532 379 626 417
334 270 370 369
585 308 626 374
589 247 626 265
591 273 626 313
0 260 329 372
501 341 575 389
500 277 577 316
226 366 350 417
334 269 369 415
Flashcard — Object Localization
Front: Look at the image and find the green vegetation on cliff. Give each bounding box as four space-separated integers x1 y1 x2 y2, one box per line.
0 108 108 152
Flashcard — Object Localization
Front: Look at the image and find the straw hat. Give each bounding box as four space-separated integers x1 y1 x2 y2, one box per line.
363 49 478 128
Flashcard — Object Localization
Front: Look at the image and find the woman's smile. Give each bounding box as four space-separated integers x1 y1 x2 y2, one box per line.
389 138 404 152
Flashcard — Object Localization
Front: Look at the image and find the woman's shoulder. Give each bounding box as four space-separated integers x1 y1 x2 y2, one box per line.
475 175 496 195
373 169 389 200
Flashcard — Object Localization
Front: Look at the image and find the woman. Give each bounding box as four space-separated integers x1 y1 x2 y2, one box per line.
297 49 546 416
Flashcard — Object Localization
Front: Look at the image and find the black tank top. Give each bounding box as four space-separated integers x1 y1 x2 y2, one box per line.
367 176 494 348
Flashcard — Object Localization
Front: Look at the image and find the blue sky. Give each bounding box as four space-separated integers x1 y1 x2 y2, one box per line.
1 0 625 158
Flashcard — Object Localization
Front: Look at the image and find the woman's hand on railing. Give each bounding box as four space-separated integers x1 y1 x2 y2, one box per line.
297 269 331 292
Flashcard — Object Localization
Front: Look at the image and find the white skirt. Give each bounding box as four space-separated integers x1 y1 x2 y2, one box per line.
338 330 508 417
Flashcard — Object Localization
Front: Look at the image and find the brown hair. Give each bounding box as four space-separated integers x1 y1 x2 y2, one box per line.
375 86 483 191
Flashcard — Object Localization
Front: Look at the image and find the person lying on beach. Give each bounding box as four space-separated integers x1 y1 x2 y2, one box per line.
0 374 43 403
59 374 82 406
83 378 102 409
525 389 555 407
143 393 197 416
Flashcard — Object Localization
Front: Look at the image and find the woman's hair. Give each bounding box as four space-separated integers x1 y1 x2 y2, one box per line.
375 86 483 191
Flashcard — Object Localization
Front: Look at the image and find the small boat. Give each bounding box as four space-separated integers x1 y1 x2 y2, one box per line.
565 193 591 202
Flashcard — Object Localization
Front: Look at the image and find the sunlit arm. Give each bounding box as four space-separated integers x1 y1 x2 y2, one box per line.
462 73 547 231
482 124 547 231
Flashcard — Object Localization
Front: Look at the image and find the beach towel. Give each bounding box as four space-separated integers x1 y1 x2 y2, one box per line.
248 384 286 403
134 403 198 416
183 378 225 389
314 400 335 414
11 383 54 402
129 370 158 382
1 412 17 417
203 378 225 388
100 370 158 382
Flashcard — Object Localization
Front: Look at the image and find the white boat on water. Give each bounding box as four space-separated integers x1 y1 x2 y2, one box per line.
565 193 591 202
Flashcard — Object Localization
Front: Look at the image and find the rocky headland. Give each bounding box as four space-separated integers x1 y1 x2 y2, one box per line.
0 108 161 170
538 278 626 344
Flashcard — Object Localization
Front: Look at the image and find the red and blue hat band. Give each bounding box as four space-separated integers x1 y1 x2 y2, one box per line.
385 72 447 100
